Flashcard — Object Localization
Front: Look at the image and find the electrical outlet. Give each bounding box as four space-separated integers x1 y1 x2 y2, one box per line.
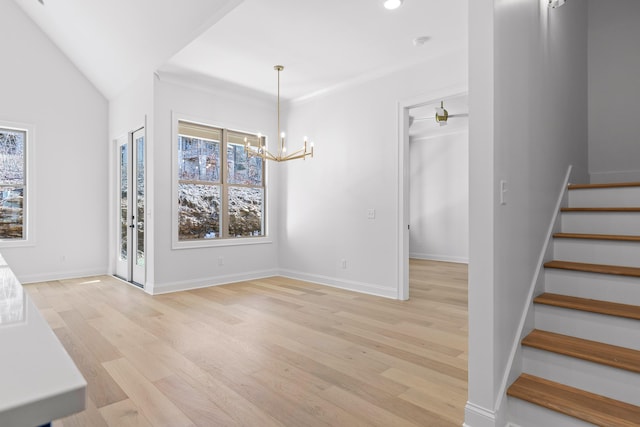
367 209 376 220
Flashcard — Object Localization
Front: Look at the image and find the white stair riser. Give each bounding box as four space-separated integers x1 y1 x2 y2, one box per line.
507 397 595 427
560 212 640 235
568 187 640 208
534 305 640 351
553 239 640 267
523 347 640 406
544 269 640 306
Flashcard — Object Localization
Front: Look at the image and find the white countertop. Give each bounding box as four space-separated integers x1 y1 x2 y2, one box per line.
0 255 86 427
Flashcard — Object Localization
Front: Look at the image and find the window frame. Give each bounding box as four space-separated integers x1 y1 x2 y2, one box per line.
172 113 271 249
0 121 35 248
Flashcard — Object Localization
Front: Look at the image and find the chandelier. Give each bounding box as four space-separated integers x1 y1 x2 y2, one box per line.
245 65 313 162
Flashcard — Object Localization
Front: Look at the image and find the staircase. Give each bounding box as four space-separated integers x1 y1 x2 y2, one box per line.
507 182 640 426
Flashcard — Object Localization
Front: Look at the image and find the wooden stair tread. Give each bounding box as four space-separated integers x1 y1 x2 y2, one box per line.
507 373 640 426
535 293 640 321
554 232 640 242
544 260 640 277
522 329 640 374
561 207 640 212
568 182 640 190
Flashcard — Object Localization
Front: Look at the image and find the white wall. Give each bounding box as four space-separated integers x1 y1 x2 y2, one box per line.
280 52 467 299
150 77 280 293
0 1 108 282
409 131 469 263
588 0 640 183
467 1 589 425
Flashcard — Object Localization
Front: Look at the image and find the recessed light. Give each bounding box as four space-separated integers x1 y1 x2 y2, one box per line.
383 0 403 10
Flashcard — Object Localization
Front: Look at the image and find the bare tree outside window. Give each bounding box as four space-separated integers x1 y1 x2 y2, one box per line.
0 128 26 240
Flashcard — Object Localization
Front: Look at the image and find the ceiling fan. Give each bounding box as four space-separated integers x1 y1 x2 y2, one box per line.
409 101 468 127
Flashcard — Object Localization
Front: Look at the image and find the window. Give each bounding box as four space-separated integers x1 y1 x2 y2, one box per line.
0 126 27 242
177 120 265 242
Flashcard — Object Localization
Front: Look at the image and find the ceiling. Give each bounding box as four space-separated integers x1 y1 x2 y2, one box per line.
13 0 467 101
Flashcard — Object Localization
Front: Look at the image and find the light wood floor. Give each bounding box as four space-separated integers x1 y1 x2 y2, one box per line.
26 259 468 426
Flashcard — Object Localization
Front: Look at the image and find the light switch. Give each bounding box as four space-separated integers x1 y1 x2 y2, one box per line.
367 209 376 219
500 180 507 205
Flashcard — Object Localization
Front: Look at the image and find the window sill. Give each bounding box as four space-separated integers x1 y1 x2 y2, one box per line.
0 240 35 249
172 236 273 250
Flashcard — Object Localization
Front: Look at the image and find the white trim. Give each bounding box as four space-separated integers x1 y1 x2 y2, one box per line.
464 402 497 427
397 88 468 301
174 237 274 250
0 120 35 248
410 128 469 144
19 268 108 285
150 268 280 295
157 71 274 109
410 253 469 264
280 269 398 300
493 165 573 415
107 133 120 280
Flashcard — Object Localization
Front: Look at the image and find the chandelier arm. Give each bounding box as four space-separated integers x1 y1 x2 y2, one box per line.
282 154 306 161
262 150 279 162
285 147 307 157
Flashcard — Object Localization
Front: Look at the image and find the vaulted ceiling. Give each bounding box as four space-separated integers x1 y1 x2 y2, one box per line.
13 0 467 101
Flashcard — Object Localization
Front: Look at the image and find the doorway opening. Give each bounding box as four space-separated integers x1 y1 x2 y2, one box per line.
398 91 468 300
115 127 146 287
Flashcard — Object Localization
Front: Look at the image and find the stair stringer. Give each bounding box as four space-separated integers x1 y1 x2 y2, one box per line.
495 165 574 421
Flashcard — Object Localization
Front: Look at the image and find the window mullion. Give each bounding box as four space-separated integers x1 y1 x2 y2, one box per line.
221 129 229 239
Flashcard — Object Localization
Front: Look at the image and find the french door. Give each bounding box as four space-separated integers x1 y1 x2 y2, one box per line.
115 128 145 286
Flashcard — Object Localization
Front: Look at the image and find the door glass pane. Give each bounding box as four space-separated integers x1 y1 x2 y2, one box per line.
136 135 144 267
120 144 127 261
228 186 264 237
178 183 220 240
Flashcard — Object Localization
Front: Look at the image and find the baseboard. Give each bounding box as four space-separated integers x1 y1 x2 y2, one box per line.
19 268 108 284
464 402 497 427
151 268 280 295
410 252 469 264
279 269 399 299
23 267 399 300
590 169 640 184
